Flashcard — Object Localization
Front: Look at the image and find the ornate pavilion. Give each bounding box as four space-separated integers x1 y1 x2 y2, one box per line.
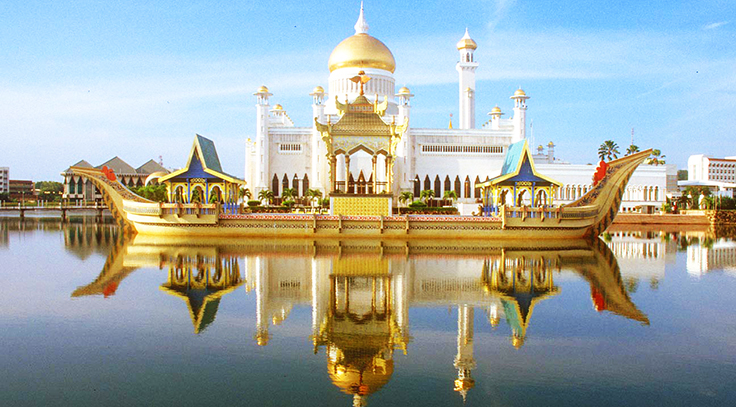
159 135 245 209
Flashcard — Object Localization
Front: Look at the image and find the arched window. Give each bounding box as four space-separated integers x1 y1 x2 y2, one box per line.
444 176 451 194
474 176 481 198
434 175 441 197
454 176 461 196
302 174 309 194
414 175 421 198
272 174 279 196
282 174 289 196
464 176 471 198
424 175 431 191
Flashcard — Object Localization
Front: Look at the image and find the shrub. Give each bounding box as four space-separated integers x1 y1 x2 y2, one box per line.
408 200 427 208
247 200 261 207
282 199 295 208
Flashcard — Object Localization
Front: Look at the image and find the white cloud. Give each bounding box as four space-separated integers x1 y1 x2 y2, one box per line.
703 21 730 30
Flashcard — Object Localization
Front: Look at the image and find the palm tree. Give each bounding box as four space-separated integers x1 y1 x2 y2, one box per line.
398 191 413 207
257 189 274 205
598 140 620 161
282 187 296 200
646 149 666 165
625 144 640 156
239 187 251 202
419 189 434 203
443 190 458 205
306 188 323 207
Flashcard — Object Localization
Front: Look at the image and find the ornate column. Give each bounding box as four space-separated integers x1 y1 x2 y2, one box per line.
371 155 378 193
385 155 393 193
330 155 337 192
344 155 351 194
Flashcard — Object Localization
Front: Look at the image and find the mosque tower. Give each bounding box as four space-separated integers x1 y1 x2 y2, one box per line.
510 88 529 143
456 29 478 129
453 305 476 402
252 86 272 193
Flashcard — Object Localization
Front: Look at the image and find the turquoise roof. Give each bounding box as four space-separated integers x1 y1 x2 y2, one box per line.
195 134 223 172
499 140 527 176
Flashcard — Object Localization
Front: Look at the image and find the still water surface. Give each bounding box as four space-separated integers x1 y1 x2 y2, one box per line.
1 217 735 406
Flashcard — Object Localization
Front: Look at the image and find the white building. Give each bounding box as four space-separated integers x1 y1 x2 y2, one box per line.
245 6 670 213
680 154 736 197
0 167 8 195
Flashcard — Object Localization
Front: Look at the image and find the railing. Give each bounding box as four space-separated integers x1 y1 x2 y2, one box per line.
483 205 600 222
160 203 218 216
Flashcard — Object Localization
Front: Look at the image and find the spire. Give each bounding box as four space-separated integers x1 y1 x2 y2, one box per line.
354 1 369 34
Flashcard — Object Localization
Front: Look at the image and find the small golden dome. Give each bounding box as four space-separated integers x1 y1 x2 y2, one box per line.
256 85 269 94
490 106 502 114
398 86 411 94
313 85 325 94
328 34 396 73
327 359 394 396
273 104 283 110
456 28 477 50
513 88 527 97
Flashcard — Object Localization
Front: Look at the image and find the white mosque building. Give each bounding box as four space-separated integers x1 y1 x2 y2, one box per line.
245 5 674 214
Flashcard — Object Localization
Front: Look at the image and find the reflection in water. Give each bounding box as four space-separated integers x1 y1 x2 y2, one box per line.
69 235 660 406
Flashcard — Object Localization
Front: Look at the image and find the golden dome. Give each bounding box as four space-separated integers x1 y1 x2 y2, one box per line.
513 88 527 97
328 33 396 73
398 86 411 94
256 85 269 94
312 85 325 94
327 359 394 396
273 104 283 110
490 106 502 114
456 28 477 50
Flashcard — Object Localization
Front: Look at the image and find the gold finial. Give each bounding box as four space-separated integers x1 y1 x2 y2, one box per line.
449 113 453 129
350 70 372 95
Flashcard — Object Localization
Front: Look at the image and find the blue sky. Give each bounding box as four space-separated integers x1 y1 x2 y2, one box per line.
1 0 734 181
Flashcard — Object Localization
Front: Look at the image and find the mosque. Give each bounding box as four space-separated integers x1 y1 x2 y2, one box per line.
245 5 674 214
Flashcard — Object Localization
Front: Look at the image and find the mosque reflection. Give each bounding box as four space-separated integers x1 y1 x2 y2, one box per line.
70 235 664 405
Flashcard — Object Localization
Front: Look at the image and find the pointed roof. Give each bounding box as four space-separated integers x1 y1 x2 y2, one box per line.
481 140 562 187
159 134 245 184
63 160 93 173
97 156 137 174
354 1 369 34
136 159 167 175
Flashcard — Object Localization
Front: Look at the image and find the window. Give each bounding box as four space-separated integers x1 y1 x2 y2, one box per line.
421 145 503 154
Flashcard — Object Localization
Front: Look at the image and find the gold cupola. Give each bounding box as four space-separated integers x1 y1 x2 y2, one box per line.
328 3 396 73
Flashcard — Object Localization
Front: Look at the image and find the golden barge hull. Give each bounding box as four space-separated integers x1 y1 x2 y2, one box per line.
68 150 652 240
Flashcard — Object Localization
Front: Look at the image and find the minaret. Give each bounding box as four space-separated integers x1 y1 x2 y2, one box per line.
453 305 476 402
456 29 478 129
254 256 270 346
311 86 326 191
488 105 503 130
253 86 272 193
510 88 529 143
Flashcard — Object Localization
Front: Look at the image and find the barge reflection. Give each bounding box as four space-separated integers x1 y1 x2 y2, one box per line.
73 236 651 405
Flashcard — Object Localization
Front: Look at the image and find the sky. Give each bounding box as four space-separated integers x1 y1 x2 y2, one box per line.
1 0 734 181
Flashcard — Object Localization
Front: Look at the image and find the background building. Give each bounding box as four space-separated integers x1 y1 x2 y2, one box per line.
680 154 736 197
61 157 167 203
9 180 35 202
0 167 8 195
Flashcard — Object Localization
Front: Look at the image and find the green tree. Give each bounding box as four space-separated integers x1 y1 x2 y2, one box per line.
239 187 251 202
625 144 640 156
419 189 434 203
677 170 688 180
306 188 323 207
257 189 274 205
282 188 296 200
598 140 620 161
35 181 64 202
646 149 666 165
398 191 413 207
443 190 458 204
131 185 167 202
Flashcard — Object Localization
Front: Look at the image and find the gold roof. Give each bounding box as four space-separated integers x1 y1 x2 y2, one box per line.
513 88 527 97
328 358 394 396
256 85 269 94
456 28 477 50
328 34 396 73
490 106 502 114
312 85 325 94
398 86 411 94
273 104 283 110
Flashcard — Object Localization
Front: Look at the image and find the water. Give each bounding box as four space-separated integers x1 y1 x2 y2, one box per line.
1 216 735 406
